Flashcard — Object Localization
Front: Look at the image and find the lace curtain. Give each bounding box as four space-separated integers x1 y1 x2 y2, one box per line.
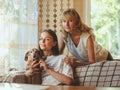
0 0 38 75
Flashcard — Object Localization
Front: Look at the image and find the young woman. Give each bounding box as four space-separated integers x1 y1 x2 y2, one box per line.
25 29 73 85
58 8 113 67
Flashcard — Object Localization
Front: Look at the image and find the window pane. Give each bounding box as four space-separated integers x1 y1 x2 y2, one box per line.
0 0 38 75
91 0 120 59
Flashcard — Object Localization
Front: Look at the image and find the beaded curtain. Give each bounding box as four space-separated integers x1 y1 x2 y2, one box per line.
38 0 73 36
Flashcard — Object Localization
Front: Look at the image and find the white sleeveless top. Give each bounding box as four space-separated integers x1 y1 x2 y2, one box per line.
64 33 108 62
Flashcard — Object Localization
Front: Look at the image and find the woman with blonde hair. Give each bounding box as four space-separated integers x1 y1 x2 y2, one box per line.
59 8 113 67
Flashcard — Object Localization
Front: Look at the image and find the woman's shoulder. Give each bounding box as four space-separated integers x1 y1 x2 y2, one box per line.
80 32 91 41
56 54 66 58
81 32 90 37
49 54 66 59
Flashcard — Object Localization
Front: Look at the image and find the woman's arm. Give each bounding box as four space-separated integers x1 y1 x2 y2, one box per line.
64 57 95 67
46 68 73 85
39 60 73 85
87 35 96 63
58 34 65 54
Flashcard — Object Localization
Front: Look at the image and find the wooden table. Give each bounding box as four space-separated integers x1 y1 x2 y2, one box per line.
0 83 120 90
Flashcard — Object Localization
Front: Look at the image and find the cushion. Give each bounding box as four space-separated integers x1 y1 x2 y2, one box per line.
74 60 120 87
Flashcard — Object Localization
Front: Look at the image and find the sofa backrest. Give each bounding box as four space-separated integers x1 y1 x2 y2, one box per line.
74 60 120 87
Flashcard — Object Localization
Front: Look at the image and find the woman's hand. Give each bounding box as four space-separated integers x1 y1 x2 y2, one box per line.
25 60 40 76
31 60 40 68
39 60 49 71
64 56 76 66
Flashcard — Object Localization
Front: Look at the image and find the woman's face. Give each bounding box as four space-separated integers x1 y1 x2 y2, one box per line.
62 15 77 33
39 32 56 51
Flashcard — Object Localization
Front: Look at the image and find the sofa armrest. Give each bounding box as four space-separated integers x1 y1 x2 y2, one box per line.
3 71 28 83
2 71 42 84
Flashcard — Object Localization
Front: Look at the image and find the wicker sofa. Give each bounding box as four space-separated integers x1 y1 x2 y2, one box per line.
2 60 120 87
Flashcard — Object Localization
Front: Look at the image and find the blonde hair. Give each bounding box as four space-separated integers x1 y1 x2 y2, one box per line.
61 8 94 39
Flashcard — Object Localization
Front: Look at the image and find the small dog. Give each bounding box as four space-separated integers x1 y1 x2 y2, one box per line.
24 48 41 71
24 48 42 84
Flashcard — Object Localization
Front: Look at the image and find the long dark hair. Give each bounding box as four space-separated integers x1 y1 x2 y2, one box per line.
38 29 59 56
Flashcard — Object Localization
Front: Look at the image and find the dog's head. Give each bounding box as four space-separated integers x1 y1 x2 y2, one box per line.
24 48 41 61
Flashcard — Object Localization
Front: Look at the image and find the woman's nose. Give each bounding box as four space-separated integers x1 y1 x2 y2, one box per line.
40 39 45 43
66 21 69 26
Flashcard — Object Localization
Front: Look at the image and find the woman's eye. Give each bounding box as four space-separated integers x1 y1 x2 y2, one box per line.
46 38 50 40
69 20 73 22
62 20 66 22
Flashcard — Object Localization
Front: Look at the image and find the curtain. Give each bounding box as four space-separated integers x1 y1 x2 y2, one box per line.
38 0 73 35
0 0 38 75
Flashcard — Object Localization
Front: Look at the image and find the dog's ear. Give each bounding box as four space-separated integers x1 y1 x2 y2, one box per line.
24 52 29 61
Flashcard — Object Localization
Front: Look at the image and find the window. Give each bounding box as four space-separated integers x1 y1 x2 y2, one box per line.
0 0 38 75
91 0 120 59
